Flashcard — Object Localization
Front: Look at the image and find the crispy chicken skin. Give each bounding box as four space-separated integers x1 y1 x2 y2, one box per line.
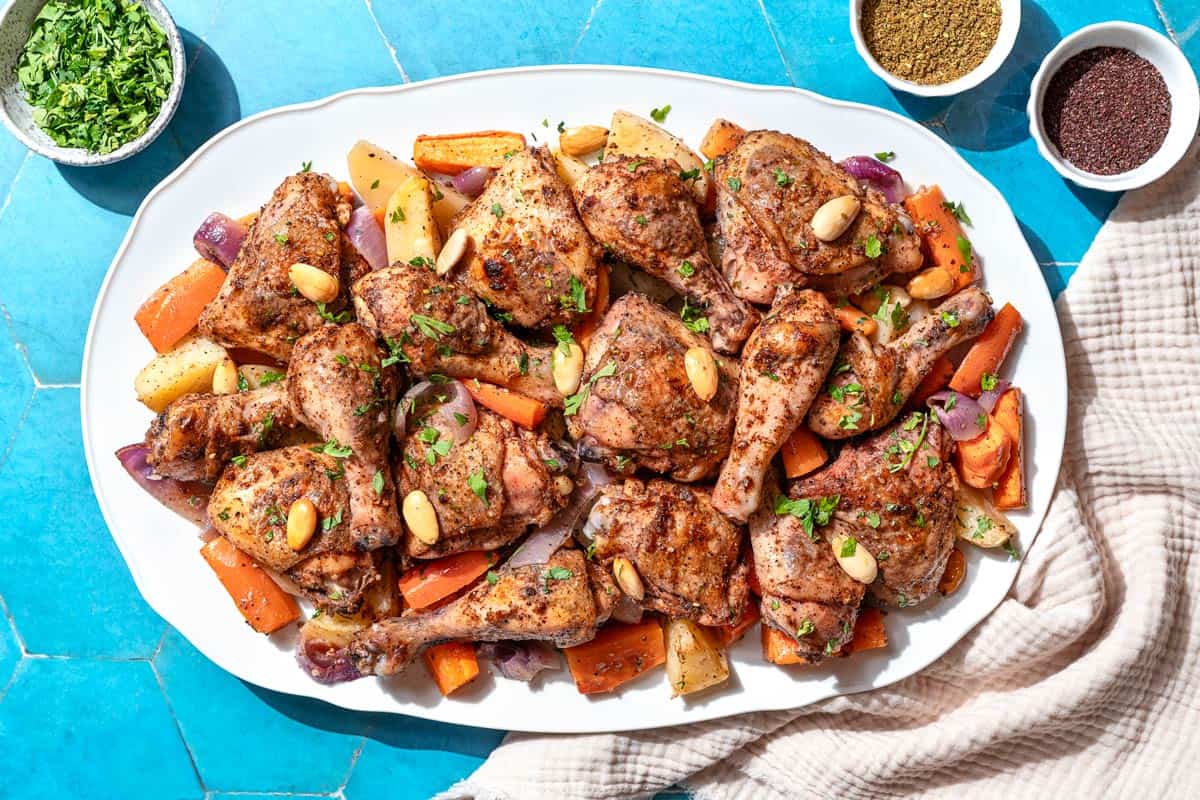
583 479 750 626
793 415 958 607
352 263 560 406
574 155 758 353
396 407 571 559
712 289 840 522
207 446 379 614
145 383 299 482
808 286 994 438
716 131 922 303
198 172 358 362
287 323 402 551
452 146 600 330
349 549 597 677
566 293 738 481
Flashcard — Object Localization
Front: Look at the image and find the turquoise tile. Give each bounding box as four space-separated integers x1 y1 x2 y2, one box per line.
0 388 165 658
154 629 362 793
196 0 401 116
1157 0 1200 64
344 714 504 800
375 0 596 81
573 0 791 86
0 658 200 800
0 320 34 469
0 131 29 199
0 602 19 692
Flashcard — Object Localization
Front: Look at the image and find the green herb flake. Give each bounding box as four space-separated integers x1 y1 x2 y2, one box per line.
866 511 881 529
230 454 247 468
311 439 353 458
774 493 840 541
940 310 960 327
649 105 671 123
773 168 794 187
390 207 406 224
564 359 617 417
956 235 974 271
552 325 576 356
726 177 742 192
677 260 695 278
840 536 859 557
980 372 998 392
796 619 815 637
370 179 381 189
486 570 500 585
942 200 972 225
468 468 490 507
411 314 455 340
371 469 384 497
864 235 883 259
491 203 504 219
875 151 895 162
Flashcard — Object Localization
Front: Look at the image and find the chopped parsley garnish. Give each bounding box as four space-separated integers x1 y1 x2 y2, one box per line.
370 179 381 189
486 570 500 585
552 325 576 356
372 469 384 497
865 511 881 529
838 410 862 430
944 392 958 411
323 231 335 242
680 298 710 334
635 214 648 226
885 412 929 474
491 203 504 219
864 234 883 259
649 104 671 123
677 260 695 278
678 168 700 182
627 159 646 172
726 177 742 192
468 468 489 507
322 508 344 532
311 439 353 459
942 200 972 225
315 302 350 324
517 352 529 375
840 536 858 557
941 310 960 327
561 275 588 313
230 455 247 468
274 232 289 246
927 455 940 467
956 235 974 272
236 372 249 392
772 168 794 187
300 160 312 173
980 372 998 392
877 550 890 562
390 207 405 224
411 314 455 340
763 371 781 382
564 359 617 416
1003 538 1020 560
258 371 285 386
796 619 815 637
875 151 895 162
774 493 840 541
543 566 574 592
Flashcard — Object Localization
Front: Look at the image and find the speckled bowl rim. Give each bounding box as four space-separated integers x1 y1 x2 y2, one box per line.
1026 21 1200 192
849 0 1022 97
0 0 186 166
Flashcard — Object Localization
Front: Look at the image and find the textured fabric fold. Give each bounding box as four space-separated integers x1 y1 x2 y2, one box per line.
440 145 1200 800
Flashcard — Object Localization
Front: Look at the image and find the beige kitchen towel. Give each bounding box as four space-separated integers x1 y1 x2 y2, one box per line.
440 144 1200 800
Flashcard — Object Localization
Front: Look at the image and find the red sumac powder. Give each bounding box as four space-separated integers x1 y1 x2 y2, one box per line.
1041 47 1171 176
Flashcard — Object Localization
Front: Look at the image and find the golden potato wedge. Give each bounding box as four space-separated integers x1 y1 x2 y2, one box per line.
134 335 229 412
384 176 442 267
345 140 469 237
605 110 708 205
665 618 730 697
552 149 590 189
699 118 747 160
956 484 1017 548
412 130 526 175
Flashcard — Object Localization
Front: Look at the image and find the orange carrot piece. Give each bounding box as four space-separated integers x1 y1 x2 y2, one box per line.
463 380 548 429
574 262 610 350
710 603 761 647
336 181 354 205
564 620 666 694
834 304 878 337
200 537 300 634
423 642 480 695
373 208 386 230
238 211 259 227
399 550 496 610
938 548 967 597
904 185 977 290
842 607 888 654
699 118 747 160
948 303 1024 396
135 259 227 353
413 131 527 175
909 355 955 409
761 626 810 665
991 388 1027 510
954 417 1013 489
780 426 829 479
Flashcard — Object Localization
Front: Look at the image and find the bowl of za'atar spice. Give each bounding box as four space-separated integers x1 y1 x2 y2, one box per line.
0 0 185 166
1028 22 1199 192
851 0 1022 97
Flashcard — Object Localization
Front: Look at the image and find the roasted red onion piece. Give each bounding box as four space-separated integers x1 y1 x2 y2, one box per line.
116 444 212 526
839 156 907 204
395 379 478 445
346 205 388 270
977 379 1013 414
927 390 987 441
193 212 247 268
511 462 617 567
477 641 560 682
451 166 493 197
296 622 362 684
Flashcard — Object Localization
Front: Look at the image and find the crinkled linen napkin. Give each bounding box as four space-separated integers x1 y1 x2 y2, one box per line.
440 144 1200 800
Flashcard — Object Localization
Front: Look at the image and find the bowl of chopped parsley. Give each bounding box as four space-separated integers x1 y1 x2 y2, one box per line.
0 0 185 165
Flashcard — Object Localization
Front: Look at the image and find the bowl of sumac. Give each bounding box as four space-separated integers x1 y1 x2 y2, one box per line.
1028 21 1199 192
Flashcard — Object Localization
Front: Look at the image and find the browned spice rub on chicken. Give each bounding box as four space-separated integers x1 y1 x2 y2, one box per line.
574 154 759 354
716 131 922 303
451 146 600 330
566 293 738 482
350 549 597 677
712 289 840 522
582 479 750 626
352 262 561 406
199 172 363 362
396 407 573 559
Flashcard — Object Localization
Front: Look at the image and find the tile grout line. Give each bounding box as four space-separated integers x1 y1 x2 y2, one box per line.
362 0 411 82
0 593 28 704
568 0 606 62
0 303 81 390
336 735 368 797
0 382 33 474
149 654 210 797
756 0 798 87
1152 0 1180 43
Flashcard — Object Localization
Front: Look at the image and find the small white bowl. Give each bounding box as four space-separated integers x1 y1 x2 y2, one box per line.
849 0 1021 97
0 0 186 166
1027 22 1199 192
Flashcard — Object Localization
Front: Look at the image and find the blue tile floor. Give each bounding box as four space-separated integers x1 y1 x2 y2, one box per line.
0 1 1194 797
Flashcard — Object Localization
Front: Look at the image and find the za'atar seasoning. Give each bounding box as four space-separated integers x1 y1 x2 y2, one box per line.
1041 47 1171 176
860 0 1002 85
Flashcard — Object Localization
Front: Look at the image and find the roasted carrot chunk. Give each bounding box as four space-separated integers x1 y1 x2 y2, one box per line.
949 303 1023 396
909 356 955 409
842 608 888 654
413 131 527 175
710 603 761 647
937 549 967 597
990 388 1027 509
955 416 1013 489
564 620 666 694
200 536 300 634
423 642 480 695
699 118 747 160
398 550 496 610
134 259 227 353
834 304 878 337
780 426 829 479
462 380 548 429
904 185 977 290
761 625 809 665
